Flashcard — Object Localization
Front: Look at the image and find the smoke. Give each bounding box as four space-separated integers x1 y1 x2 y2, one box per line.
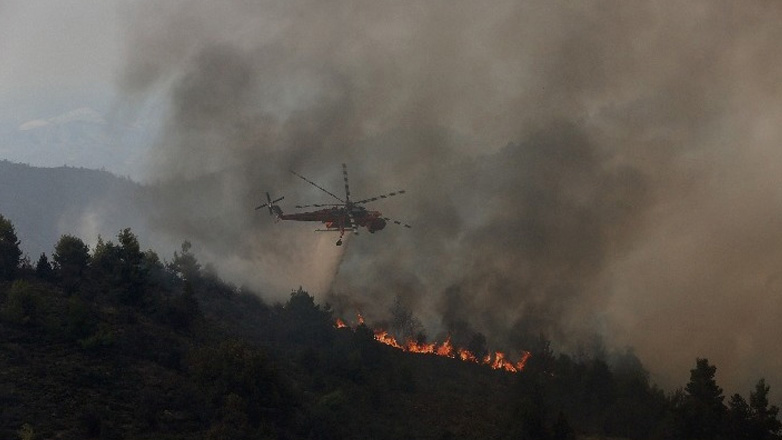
118 0 782 394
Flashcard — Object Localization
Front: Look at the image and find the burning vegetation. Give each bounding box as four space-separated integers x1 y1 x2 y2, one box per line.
335 316 531 373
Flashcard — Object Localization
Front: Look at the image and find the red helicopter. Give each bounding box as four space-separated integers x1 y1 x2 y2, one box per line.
256 163 411 246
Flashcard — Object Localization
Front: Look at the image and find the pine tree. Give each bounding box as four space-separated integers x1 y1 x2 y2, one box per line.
35 253 54 281
727 393 753 440
170 241 201 281
749 379 782 440
680 358 726 439
53 234 90 293
0 214 22 281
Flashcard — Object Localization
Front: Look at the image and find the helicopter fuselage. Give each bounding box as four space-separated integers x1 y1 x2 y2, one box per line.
280 206 386 233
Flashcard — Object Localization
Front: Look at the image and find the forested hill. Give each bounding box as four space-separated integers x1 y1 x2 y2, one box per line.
0 214 781 439
0 160 143 258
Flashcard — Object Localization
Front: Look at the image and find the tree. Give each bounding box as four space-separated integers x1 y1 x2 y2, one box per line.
680 358 726 439
281 287 333 345
525 334 556 378
117 228 142 263
35 253 54 281
91 235 121 281
170 241 201 281
0 214 22 281
3 280 41 325
158 280 202 330
53 234 90 293
389 295 423 341
188 340 300 436
141 248 170 287
749 379 782 440
727 393 753 440
91 229 147 305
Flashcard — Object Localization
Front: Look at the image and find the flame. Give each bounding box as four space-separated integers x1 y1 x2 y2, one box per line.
436 337 455 357
335 317 530 373
374 329 403 349
492 351 519 373
406 339 436 354
516 350 532 371
458 348 477 363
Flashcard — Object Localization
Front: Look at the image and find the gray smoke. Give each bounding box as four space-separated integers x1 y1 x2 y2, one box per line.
118 0 782 395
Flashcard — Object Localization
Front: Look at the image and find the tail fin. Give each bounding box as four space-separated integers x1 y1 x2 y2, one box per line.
255 192 284 218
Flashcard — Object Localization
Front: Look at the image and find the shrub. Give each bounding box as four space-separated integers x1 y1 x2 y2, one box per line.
3 280 41 325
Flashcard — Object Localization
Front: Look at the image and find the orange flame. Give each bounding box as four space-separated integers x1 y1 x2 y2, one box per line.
516 351 532 371
435 337 455 357
406 339 436 354
458 348 477 363
491 351 518 373
336 317 530 373
374 329 403 349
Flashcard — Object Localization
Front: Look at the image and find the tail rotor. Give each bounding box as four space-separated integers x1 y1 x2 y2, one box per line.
255 192 284 216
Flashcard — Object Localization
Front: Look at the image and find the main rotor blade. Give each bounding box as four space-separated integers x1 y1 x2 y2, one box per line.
342 163 351 203
354 190 406 205
290 169 345 203
383 217 412 229
294 203 342 209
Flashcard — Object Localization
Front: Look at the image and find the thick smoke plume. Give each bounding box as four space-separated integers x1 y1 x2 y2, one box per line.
119 1 782 394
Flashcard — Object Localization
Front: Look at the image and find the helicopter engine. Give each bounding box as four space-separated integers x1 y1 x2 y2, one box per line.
367 217 387 233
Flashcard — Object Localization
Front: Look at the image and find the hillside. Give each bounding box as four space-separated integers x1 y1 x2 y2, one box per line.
0 216 780 439
0 226 528 439
0 160 145 258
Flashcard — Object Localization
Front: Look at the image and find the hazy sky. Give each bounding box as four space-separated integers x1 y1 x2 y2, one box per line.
3 0 782 400
0 1 121 121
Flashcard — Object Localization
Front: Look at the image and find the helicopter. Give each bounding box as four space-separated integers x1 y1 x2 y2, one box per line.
256 163 411 246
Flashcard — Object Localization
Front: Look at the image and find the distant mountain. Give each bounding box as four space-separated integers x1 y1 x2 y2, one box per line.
19 107 106 129
0 107 153 179
0 160 147 258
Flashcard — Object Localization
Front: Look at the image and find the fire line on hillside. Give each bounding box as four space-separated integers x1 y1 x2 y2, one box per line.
335 316 531 373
